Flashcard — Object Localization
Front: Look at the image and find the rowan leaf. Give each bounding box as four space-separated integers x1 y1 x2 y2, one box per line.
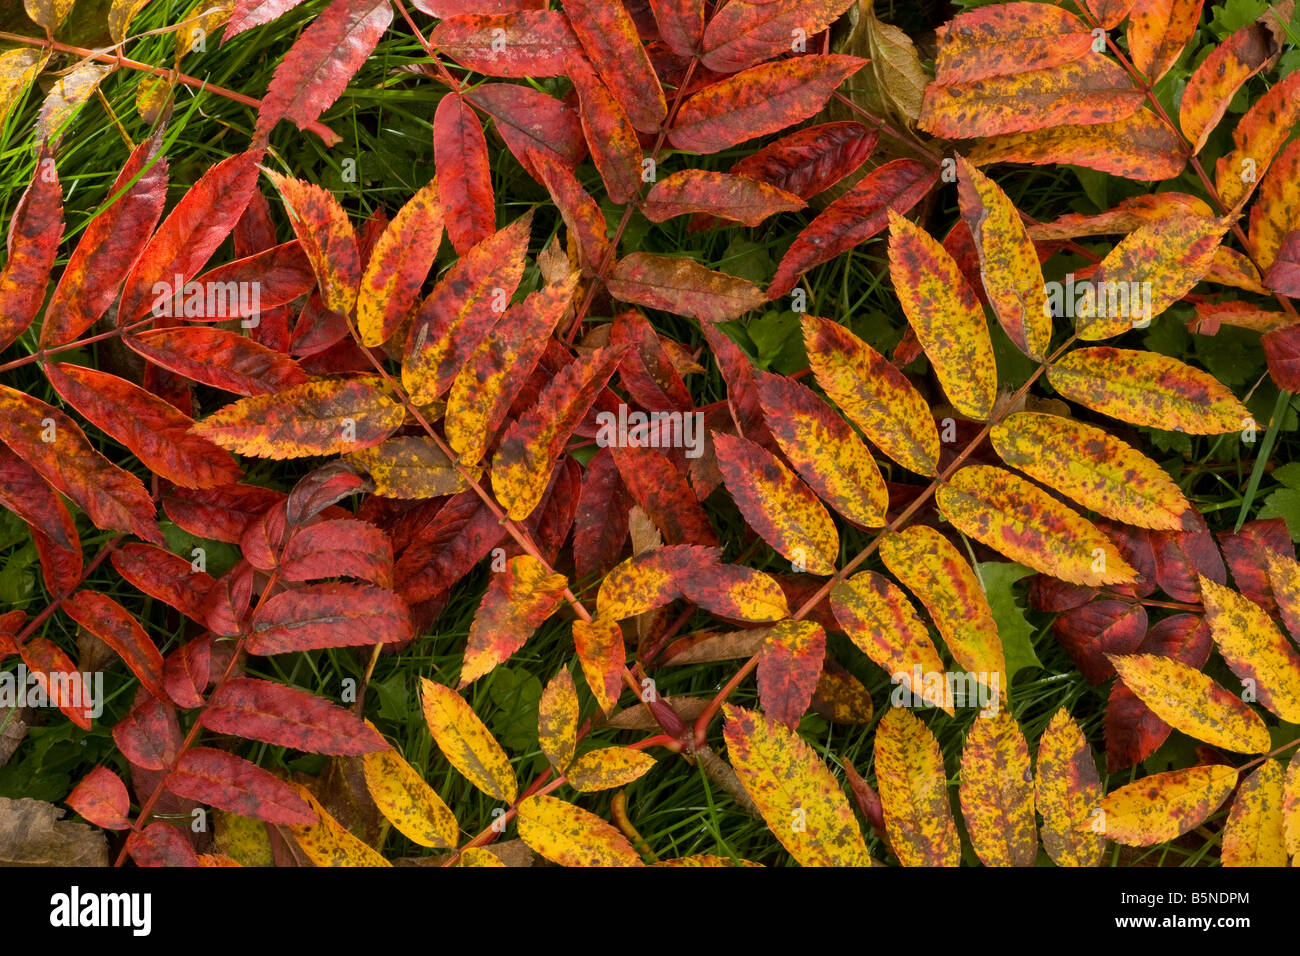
572 617 625 714
124 327 308 397
461 555 568 686
516 794 643 866
420 678 518 803
1284 751 1300 865
873 707 960 866
1094 765 1238 846
166 748 317 826
932 3 1096 84
606 252 766 322
723 704 872 866
831 571 951 715
1035 708 1106 867
936 465 1138 586
192 379 405 459
63 590 167 702
248 583 411 655
1221 760 1287 866
201 678 387 755
959 710 1037 867
356 176 443 347
434 94 495 255
887 209 997 420
1179 22 1278 154
1047 347 1250 434
990 412 1193 531
531 150 610 272
955 157 1050 360
566 747 656 792
1128 0 1202 84
563 0 665 133
1200 577 1300 723
0 152 61 353
701 0 857 74
1267 549 1300 643
23 638 93 730
714 431 839 575
567 54 641 204
648 0 702 58
729 121 877 202
669 55 868 154
66 767 131 831
286 784 390 866
431 11 579 77
756 620 826 730
879 526 1007 694
347 436 471 499
538 670 579 771
642 170 804 227
362 742 459 849
1215 70 1300 209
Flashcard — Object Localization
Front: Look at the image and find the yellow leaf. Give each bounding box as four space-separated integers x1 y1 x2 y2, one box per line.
538 670 579 772
1109 653 1271 753
879 526 1006 696
0 49 49 130
286 784 390 867
656 854 762 866
362 743 459 850
23 0 74 33
213 810 273 867
419 678 518 803
1221 760 1287 866
460 554 568 687
1035 708 1105 867
572 617 626 714
887 209 997 420
566 747 656 792
516 795 644 866
1266 549 1300 643
1200 577 1300 723
1093 765 1238 846
873 707 960 866
722 705 872 866
936 465 1137 586
1283 751 1300 865
348 436 472 499
457 847 506 867
959 710 1037 866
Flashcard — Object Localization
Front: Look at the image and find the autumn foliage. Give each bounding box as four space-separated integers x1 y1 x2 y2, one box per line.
1 0 1299 868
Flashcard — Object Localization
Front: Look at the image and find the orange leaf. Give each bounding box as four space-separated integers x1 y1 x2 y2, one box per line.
356 176 443 347
572 616 625 714
538 669 579 772
0 151 62 352
701 0 857 73
1179 22 1278 154
1128 0 1202 83
605 252 766 322
265 169 360 315
460 555 569 686
563 0 665 133
756 620 826 729
932 3 1095 84
642 170 804 227
1214 70 1300 209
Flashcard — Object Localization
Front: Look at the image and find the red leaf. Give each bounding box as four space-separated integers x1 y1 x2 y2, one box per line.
126 823 198 867
113 694 183 770
435 93 496 255
574 449 633 583
563 0 666 133
1052 600 1147 684
163 639 211 709
1151 525 1226 603
280 518 394 587
568 54 643 204
111 543 216 625
45 363 242 490
125 327 308 397
266 172 363 315
669 55 868 154
531 148 610 272
728 121 877 201
394 492 506 604
768 158 937 297
643 170 804 226
414 0 546 14
611 444 718 546
254 0 392 145
610 309 693 412
162 483 284 544
247 582 411 655
118 150 262 322
20 638 93 730
186 241 317 318
648 0 703 58
431 11 579 77
66 766 132 830
1217 518 1294 613
166 747 317 825
0 443 81 594
0 150 63 352
200 677 388 754
63 590 168 701
224 0 311 40
702 0 857 73
1263 322 1300 391
757 620 826 729
466 84 587 178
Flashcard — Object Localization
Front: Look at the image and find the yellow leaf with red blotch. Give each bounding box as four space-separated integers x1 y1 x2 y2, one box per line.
959 710 1037 867
192 379 405 459
655 854 762 867
887 209 997 420
1179 23 1278 154
605 252 766 322
419 678 517 804
460 555 568 687
492 345 624 521
701 0 858 73
990 412 1192 531
348 436 471 499
538 670 579 772
1221 761 1287 866
1036 708 1106 867
714 432 839 575
932 3 1096 84
831 571 952 715
936 465 1137 586
1047 347 1250 434
1128 0 1202 83
802 315 940 476
572 617 625 714
362 740 458 849
1093 765 1238 846
1073 217 1226 340
879 526 1006 697
1284 751 1300 865
1249 137 1300 272
596 545 719 620
1028 193 1213 240
1200 577 1300 723
955 157 1049 360
516 794 643 866
1266 549 1300 642
1109 653 1271 753
642 170 805 226
812 664 875 724
1215 70 1300 209
874 707 960 867
357 176 443 347
968 109 1187 182
757 620 826 730
457 847 506 867
1088 0 1135 28
264 171 359 315
682 564 790 623
754 370 887 528
566 747 656 792
919 58 1143 139
196 854 241 867
446 275 577 467
286 784 390 867
402 214 533 405
723 704 872 867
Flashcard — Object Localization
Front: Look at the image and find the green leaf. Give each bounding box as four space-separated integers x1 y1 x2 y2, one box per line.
976 561 1042 680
